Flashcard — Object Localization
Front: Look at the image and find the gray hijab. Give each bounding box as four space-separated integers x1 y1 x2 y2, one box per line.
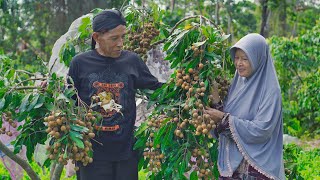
217 33 285 179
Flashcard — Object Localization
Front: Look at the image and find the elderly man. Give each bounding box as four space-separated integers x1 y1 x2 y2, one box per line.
68 9 163 180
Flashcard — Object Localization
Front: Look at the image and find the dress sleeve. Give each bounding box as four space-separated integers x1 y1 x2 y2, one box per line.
134 58 164 90
229 90 282 144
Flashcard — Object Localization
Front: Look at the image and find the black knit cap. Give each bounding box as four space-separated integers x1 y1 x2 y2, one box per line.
91 9 126 49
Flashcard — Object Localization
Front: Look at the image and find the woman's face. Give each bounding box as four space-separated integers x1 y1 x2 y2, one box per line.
234 49 253 77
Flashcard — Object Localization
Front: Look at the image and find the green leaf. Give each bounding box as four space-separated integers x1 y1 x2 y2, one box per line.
57 93 69 102
189 171 198 180
69 131 82 138
220 34 230 42
137 158 145 171
165 89 178 99
70 124 88 133
27 94 40 111
16 112 28 122
147 100 157 109
162 123 174 147
5 69 15 79
0 97 5 110
134 123 148 136
153 125 167 146
45 103 54 111
133 135 147 150
70 131 84 148
167 29 190 52
19 93 31 113
26 137 33 162
193 39 207 47
51 73 57 80
34 95 45 109
64 88 75 98
71 136 84 149
178 155 187 176
170 57 181 69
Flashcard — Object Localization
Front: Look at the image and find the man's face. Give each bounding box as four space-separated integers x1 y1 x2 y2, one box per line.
234 49 253 77
94 25 126 58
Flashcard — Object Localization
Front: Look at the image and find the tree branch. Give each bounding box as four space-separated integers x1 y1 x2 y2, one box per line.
289 67 303 83
15 70 36 76
17 77 47 86
0 141 40 180
21 39 47 61
151 15 221 47
13 86 41 90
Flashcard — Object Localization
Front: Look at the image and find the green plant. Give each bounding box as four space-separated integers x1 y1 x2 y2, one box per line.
284 144 320 179
134 15 231 179
0 49 100 179
269 22 320 137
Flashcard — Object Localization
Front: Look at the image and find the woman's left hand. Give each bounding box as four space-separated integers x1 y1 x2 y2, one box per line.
203 107 225 123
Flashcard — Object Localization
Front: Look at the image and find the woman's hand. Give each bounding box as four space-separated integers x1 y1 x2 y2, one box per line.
203 107 225 123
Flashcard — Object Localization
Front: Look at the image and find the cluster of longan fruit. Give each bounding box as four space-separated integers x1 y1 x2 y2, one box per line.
189 148 214 179
146 116 165 131
215 76 230 101
44 110 96 169
144 115 167 173
143 138 164 173
1 112 17 137
172 62 221 137
174 117 188 138
191 45 204 57
189 107 219 138
125 22 160 61
174 63 205 99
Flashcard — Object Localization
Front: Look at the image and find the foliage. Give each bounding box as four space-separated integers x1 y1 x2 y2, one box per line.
133 13 231 178
0 159 148 179
221 0 257 41
123 5 168 61
284 144 320 179
0 161 11 179
269 22 320 137
0 49 100 177
0 0 126 64
0 1 319 179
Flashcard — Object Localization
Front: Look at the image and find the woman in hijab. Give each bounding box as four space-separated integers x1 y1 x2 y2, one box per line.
205 33 285 180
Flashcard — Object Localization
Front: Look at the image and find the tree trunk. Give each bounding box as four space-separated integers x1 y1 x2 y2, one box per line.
51 163 64 180
215 0 220 25
227 11 233 42
170 0 175 12
197 0 202 15
0 141 40 180
259 0 269 37
279 0 287 36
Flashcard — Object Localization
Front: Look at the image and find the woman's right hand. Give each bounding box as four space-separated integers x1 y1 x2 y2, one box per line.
203 107 225 123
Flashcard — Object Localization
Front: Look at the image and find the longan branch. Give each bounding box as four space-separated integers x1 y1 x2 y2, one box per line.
15 70 36 76
17 77 47 86
13 86 41 90
0 141 40 180
151 15 220 47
